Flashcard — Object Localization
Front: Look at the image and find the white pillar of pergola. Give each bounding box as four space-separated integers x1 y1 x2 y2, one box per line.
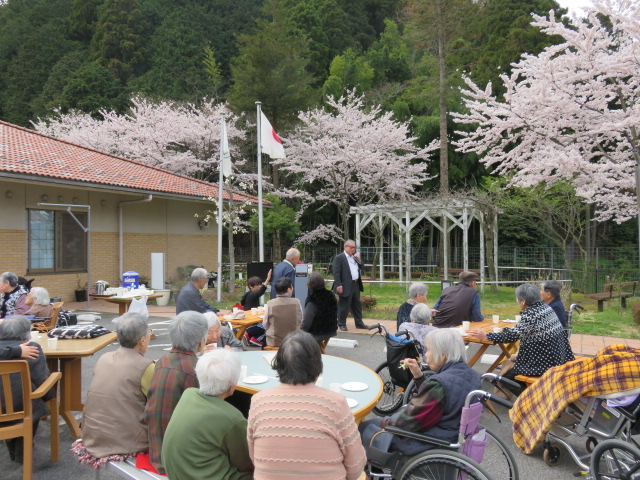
350 199 498 289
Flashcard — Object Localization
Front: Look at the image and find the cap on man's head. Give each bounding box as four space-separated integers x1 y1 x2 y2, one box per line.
459 271 479 283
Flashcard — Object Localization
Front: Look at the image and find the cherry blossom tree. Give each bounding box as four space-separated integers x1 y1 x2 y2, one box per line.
453 0 640 224
275 91 435 240
33 96 244 179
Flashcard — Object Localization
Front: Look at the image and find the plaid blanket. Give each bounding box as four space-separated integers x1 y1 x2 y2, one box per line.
509 344 640 453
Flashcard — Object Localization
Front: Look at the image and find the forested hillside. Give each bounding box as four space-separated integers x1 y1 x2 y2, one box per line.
2 0 636 250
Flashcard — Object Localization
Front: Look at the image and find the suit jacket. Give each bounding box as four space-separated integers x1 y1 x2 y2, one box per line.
332 252 363 298
270 260 296 299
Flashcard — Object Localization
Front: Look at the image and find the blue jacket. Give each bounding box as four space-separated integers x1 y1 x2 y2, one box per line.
270 260 295 299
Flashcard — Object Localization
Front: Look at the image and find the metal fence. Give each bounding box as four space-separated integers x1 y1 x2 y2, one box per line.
221 245 638 294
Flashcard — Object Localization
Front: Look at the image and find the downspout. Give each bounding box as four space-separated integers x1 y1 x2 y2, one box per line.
119 195 153 281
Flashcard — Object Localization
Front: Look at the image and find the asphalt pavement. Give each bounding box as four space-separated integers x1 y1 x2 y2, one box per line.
2 313 590 480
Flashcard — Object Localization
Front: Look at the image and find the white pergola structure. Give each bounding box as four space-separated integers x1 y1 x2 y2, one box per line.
350 198 498 286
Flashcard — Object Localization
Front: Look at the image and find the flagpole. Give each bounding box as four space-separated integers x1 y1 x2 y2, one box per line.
216 117 225 303
256 101 264 262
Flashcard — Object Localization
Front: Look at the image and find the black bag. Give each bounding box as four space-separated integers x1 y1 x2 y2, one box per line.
386 334 423 388
47 324 110 339
56 309 78 327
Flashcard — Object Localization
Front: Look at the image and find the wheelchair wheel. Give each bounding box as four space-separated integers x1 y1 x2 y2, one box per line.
590 438 640 480
480 427 520 480
372 362 405 415
397 449 491 480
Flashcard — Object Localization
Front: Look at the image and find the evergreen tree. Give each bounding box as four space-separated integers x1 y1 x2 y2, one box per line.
91 0 146 83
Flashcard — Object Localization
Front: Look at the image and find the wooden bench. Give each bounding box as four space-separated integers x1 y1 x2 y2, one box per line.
514 355 588 386
584 281 637 312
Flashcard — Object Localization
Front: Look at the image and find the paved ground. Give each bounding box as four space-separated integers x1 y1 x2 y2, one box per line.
3 302 637 479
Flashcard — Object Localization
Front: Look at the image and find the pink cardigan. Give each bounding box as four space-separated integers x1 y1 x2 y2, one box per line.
248 383 366 480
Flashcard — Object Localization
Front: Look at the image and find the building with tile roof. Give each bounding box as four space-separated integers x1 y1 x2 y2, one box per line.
0 120 263 302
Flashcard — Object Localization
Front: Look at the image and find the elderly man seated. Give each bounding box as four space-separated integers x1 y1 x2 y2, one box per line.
398 303 436 361
203 311 243 352
0 316 55 463
175 268 219 314
264 277 302 347
73 313 154 466
396 282 428 329
144 311 208 474
162 349 253 479
0 271 29 318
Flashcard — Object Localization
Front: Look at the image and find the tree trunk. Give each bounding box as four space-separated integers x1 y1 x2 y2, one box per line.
437 0 449 195
273 231 282 263
483 214 498 293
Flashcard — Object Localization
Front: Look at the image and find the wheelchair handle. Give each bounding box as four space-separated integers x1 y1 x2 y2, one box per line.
481 373 521 389
486 393 513 409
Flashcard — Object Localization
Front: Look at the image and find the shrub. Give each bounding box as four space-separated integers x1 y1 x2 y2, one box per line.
361 296 377 311
632 302 640 324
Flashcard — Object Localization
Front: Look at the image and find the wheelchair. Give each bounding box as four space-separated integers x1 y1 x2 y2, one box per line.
542 387 640 479
364 377 519 480
367 324 427 416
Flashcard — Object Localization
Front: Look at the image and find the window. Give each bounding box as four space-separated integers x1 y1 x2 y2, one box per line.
27 209 87 273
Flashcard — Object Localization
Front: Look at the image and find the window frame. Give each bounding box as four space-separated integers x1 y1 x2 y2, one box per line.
26 209 88 274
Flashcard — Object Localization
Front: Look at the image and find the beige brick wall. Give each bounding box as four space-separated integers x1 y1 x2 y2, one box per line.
0 230 217 302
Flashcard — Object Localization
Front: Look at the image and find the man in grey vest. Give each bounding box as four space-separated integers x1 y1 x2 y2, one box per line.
432 271 484 328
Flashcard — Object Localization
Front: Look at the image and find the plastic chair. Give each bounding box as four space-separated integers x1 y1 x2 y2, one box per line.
0 360 62 479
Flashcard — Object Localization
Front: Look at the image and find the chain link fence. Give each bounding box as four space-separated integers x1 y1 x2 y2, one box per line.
222 245 638 294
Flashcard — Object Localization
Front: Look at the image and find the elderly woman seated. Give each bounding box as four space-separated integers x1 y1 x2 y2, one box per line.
470 283 574 396
162 349 253 479
396 282 428 329
540 280 567 327
248 331 366 479
397 303 436 361
72 313 155 466
203 312 243 352
144 311 208 474
24 287 54 321
0 316 55 463
301 272 338 347
0 271 29 317
360 328 481 457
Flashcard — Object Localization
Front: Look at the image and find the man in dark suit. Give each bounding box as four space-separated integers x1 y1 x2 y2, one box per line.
270 248 300 299
332 240 369 331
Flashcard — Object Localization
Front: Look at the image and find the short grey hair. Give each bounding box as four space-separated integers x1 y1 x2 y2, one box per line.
196 349 241 396
29 287 50 305
170 311 208 351
0 315 31 341
410 303 432 325
426 328 467 365
203 311 221 329
516 283 541 307
0 272 18 287
191 268 208 282
541 280 561 299
285 248 300 261
114 313 149 348
408 282 428 300
273 331 323 385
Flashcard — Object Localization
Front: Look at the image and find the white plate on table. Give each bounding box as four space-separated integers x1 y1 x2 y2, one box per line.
503 319 517 323
346 398 358 408
243 375 269 384
341 382 368 392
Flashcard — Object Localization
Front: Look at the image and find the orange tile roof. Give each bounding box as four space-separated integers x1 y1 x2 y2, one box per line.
0 120 262 204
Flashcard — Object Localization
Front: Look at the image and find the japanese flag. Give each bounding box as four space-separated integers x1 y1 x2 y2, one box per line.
260 112 285 159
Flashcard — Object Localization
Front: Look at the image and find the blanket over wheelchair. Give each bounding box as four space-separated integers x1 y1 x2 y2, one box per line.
509 343 640 454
